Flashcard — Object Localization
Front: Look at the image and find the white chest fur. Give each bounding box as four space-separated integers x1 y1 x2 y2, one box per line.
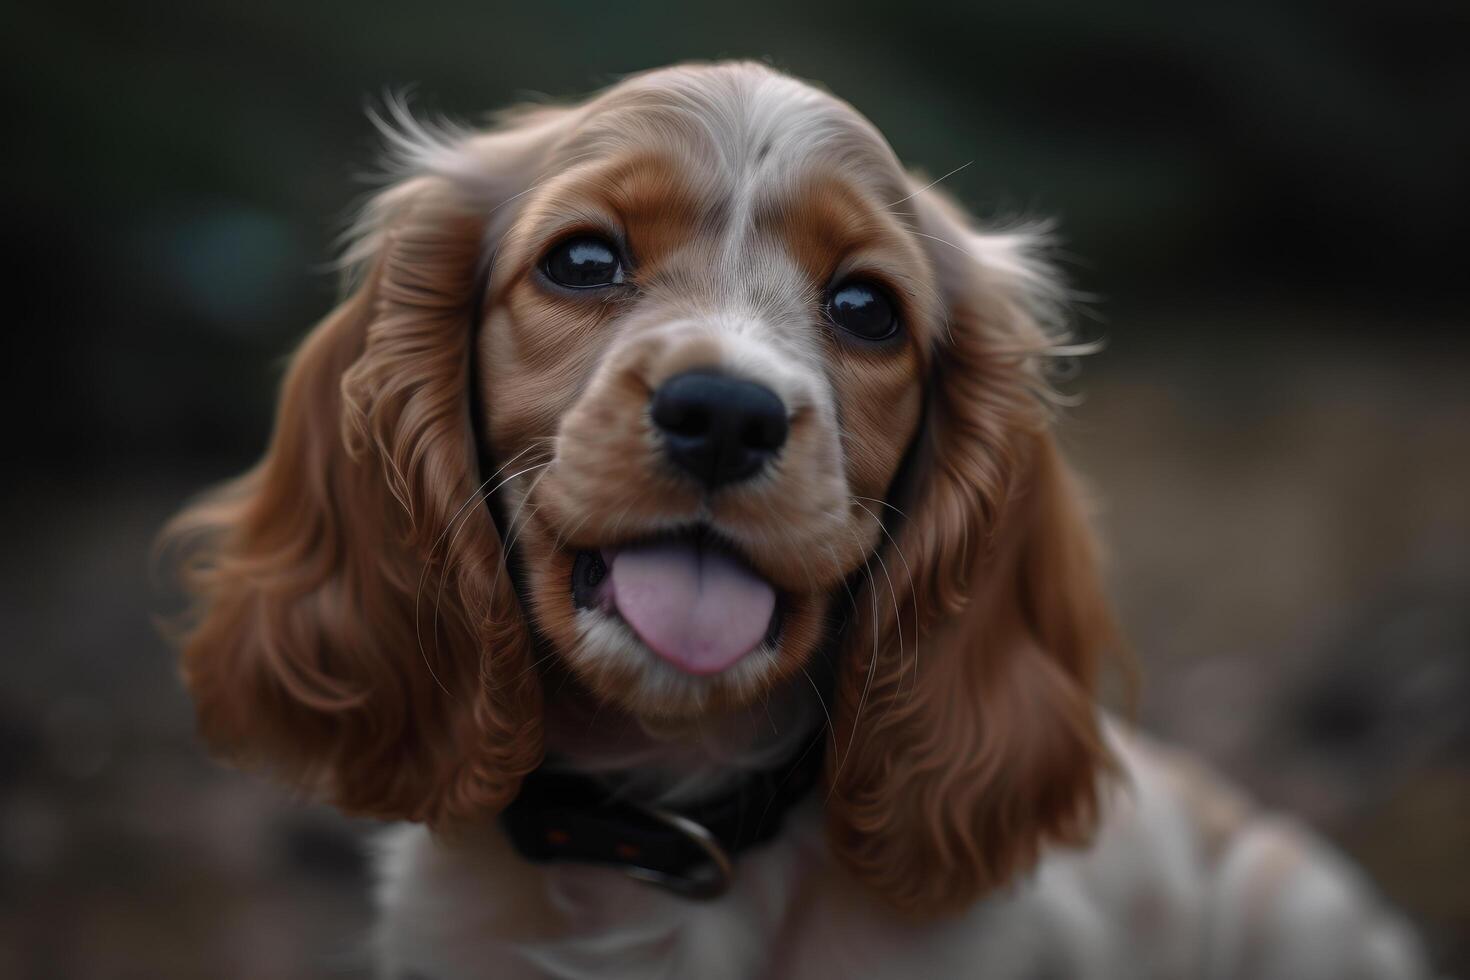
372 732 1427 980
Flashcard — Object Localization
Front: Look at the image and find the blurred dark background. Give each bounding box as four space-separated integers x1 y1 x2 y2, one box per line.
4 1 1468 976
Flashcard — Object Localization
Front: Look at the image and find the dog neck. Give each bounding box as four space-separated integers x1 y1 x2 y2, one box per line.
539 671 826 808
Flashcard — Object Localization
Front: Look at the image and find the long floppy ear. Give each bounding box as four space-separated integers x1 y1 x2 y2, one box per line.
826 184 1121 915
162 108 569 826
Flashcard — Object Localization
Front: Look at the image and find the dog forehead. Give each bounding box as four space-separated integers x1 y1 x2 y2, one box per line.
490 65 938 375
563 63 907 204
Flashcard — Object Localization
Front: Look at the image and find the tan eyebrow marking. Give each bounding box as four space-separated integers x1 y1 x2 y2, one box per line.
752 175 900 286
583 153 727 274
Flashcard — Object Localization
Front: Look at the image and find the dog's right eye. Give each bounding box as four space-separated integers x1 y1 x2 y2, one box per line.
542 236 625 289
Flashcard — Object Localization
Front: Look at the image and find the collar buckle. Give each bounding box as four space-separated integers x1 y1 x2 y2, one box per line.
622 804 734 900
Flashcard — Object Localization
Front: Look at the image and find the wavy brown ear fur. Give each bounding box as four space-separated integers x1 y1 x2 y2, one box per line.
162 115 565 826
827 185 1120 915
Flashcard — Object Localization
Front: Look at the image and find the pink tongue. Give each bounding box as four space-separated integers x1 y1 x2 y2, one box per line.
609 541 776 675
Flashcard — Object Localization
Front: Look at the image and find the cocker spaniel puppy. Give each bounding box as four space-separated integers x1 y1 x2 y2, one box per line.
166 62 1428 978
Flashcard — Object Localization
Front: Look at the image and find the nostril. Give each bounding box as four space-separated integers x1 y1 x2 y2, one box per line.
650 379 708 438
741 411 787 452
660 402 710 439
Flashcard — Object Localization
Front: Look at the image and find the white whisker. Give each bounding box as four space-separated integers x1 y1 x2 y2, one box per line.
883 160 972 210
490 462 555 599
829 519 882 796
850 498 921 705
412 441 545 698
430 458 553 677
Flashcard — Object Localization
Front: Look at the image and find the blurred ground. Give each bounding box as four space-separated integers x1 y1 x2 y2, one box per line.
1 319 1465 978
1075 319 1470 969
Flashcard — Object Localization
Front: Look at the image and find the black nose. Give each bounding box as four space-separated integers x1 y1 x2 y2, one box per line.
650 370 789 489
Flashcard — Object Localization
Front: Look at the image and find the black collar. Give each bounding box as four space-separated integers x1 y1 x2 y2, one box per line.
501 734 824 899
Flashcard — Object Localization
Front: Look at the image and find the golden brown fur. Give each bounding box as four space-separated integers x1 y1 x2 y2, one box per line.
166 179 546 825
824 188 1120 913
164 61 1119 918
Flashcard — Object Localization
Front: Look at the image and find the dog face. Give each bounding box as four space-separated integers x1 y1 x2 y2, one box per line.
166 62 1118 915
481 70 935 718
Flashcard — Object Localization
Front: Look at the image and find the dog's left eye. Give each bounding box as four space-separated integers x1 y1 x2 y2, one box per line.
542 235 625 289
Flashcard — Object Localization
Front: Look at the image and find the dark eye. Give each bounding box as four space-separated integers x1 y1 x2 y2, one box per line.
542 235 625 289
827 280 899 342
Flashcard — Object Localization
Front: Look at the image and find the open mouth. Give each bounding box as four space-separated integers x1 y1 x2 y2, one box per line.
571 527 783 676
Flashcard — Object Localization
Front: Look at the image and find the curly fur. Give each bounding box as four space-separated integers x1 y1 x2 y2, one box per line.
162 61 1428 978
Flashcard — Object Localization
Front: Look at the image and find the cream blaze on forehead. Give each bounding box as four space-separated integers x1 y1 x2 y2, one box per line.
508 66 934 381
485 63 936 462
568 63 910 202
487 63 936 444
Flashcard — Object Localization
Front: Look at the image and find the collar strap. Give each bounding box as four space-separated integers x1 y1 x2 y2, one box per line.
501 736 824 899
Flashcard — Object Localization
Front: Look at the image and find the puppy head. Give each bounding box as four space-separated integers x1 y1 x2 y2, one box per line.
483 67 937 719
165 62 1118 913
